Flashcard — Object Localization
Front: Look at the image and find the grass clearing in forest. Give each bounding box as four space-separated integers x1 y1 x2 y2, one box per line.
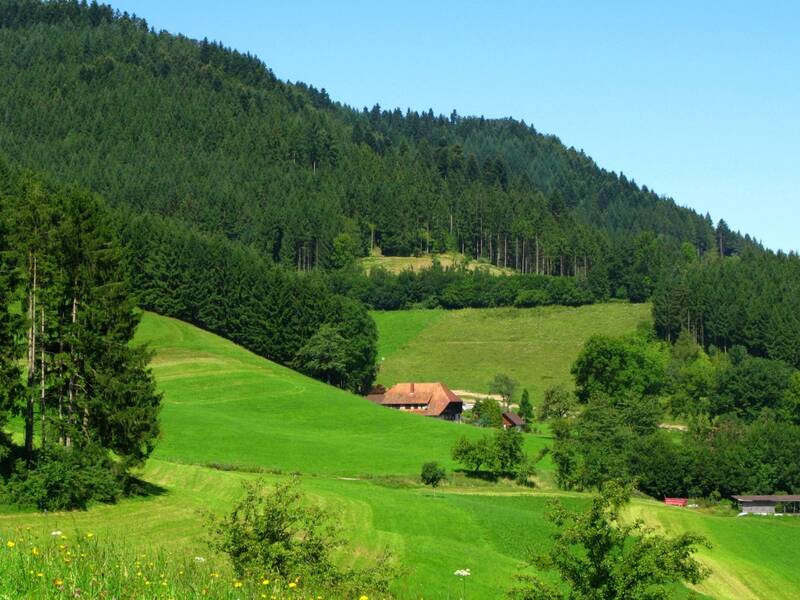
359 251 514 275
373 303 652 401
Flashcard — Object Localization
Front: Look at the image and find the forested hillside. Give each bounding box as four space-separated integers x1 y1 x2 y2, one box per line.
0 0 754 292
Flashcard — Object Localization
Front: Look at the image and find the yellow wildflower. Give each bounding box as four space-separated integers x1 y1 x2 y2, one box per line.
359 596 369 600
288 581 297 589
233 580 243 588
6 540 15 548
85 532 94 539
54 579 64 587
36 573 44 578
261 578 270 586
31 547 39 556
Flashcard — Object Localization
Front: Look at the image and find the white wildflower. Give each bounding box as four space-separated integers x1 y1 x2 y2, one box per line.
454 568 471 577
194 556 206 563
50 530 63 537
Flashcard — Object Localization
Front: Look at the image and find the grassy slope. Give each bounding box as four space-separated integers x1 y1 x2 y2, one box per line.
139 313 549 476
373 303 652 400
629 500 800 599
2 310 798 599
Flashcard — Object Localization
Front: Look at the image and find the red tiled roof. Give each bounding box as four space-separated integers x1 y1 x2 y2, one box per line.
380 382 462 416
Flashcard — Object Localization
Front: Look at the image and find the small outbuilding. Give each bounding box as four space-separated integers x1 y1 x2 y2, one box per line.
502 412 525 430
733 495 800 515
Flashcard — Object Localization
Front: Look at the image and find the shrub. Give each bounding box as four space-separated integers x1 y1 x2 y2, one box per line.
205 478 396 594
420 461 446 494
3 445 121 511
514 288 550 307
515 457 537 487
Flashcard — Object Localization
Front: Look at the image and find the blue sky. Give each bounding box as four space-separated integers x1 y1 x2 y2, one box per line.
113 1 799 252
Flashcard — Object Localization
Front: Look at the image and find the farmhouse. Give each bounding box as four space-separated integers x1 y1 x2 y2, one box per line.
371 382 463 420
733 495 800 515
502 412 525 430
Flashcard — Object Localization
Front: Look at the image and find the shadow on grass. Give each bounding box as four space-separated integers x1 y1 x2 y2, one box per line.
124 477 168 498
451 468 500 482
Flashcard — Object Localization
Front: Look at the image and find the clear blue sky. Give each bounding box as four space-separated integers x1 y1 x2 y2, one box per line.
113 0 799 252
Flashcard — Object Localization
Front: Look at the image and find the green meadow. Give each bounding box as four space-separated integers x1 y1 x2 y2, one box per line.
2 310 799 599
373 303 652 400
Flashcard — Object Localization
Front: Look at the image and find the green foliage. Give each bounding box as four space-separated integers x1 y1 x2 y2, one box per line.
518 388 533 423
120 213 378 394
451 436 493 472
0 525 389 600
205 478 341 579
3 445 122 511
0 0 752 310
558 327 800 498
451 428 526 478
514 456 537 487
292 325 349 388
205 478 395 594
653 252 800 368
509 481 710 600
329 232 361 270
712 352 796 421
0 169 161 506
572 334 666 403
537 384 575 421
490 373 518 410
494 427 525 474
420 461 446 492
472 398 504 428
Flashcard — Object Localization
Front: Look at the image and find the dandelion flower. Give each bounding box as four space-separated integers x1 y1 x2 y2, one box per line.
233 581 243 588
288 581 297 589
359 596 369 600
6 540 15 548
53 579 64 587
261 578 270 585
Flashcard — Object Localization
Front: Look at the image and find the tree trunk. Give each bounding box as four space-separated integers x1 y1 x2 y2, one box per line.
40 307 46 448
25 253 37 459
66 293 77 449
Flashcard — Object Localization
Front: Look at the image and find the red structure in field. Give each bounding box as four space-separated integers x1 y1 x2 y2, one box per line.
664 497 688 507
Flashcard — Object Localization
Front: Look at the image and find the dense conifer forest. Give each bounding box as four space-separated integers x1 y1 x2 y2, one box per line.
0 0 755 291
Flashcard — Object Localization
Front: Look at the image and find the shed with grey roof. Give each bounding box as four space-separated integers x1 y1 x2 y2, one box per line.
733 495 800 515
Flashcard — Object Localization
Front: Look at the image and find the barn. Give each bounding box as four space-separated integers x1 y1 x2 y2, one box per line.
733 495 800 515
